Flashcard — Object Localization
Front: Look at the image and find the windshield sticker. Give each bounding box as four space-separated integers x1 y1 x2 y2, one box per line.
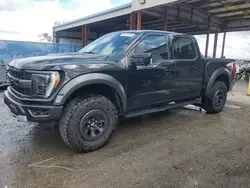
120 33 135 37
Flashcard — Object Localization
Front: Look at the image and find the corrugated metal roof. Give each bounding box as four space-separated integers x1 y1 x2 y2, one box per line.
187 0 250 19
53 3 132 29
54 0 250 35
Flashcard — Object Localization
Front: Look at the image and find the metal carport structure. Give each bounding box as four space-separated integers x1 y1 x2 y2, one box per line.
53 0 250 58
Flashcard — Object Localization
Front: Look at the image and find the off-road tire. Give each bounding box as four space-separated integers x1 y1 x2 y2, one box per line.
59 94 118 152
202 81 227 114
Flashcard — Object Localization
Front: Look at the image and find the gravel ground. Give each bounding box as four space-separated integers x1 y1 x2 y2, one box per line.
1 81 250 188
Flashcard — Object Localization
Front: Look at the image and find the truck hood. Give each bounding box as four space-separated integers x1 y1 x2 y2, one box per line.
8 53 108 70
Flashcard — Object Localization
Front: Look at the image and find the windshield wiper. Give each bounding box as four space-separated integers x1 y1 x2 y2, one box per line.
80 51 97 54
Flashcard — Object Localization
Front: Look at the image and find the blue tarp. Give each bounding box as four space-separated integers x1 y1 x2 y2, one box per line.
0 40 82 64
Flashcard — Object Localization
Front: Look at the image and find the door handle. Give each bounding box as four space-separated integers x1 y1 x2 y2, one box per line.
190 66 199 71
164 67 172 74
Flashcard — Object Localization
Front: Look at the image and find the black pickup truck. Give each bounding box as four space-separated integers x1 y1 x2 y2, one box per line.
4 30 235 152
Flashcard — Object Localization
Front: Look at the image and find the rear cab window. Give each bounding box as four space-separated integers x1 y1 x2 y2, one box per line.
172 37 197 60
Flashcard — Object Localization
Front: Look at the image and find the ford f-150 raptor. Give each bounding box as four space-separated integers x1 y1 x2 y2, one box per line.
4 30 235 152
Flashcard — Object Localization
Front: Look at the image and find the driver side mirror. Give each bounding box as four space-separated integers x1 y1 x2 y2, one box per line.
130 53 152 66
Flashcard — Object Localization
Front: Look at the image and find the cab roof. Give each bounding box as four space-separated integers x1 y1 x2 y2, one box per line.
113 30 192 38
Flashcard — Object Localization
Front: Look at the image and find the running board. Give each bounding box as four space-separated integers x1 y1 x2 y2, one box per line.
124 99 197 118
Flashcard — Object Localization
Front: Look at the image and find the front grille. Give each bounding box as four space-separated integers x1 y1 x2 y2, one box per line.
10 81 33 96
8 68 31 80
8 68 33 96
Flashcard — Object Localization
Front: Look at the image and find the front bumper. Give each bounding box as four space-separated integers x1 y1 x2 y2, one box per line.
4 90 63 123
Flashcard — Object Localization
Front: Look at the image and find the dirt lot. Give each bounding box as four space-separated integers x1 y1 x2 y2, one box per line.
1 81 250 188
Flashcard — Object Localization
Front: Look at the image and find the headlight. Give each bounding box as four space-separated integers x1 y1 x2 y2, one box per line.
32 72 61 98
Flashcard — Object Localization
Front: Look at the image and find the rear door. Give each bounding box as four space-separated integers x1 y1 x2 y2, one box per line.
171 36 204 100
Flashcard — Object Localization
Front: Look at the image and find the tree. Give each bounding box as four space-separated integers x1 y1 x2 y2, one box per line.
38 33 52 42
54 20 62 26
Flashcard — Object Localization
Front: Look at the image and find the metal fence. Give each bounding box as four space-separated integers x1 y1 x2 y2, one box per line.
0 40 82 64
0 40 82 85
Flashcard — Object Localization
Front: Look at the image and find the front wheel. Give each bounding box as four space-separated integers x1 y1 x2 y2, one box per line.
202 81 227 114
59 94 118 152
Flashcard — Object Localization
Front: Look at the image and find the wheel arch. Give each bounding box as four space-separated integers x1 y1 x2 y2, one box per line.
205 67 231 96
54 73 127 114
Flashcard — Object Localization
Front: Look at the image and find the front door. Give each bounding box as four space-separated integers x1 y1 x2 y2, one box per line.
171 36 204 100
127 34 175 111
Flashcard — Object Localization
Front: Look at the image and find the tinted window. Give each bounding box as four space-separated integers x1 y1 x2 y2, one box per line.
79 32 140 56
172 37 196 59
134 35 168 62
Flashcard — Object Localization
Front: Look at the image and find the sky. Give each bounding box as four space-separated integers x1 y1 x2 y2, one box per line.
0 0 250 59
195 32 250 59
0 0 131 41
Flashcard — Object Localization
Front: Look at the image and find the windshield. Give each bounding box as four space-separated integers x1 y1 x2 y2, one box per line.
79 32 140 56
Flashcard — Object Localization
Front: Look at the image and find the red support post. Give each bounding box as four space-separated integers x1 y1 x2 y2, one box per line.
130 13 136 30
137 11 142 30
164 23 168 31
164 7 168 31
82 25 88 47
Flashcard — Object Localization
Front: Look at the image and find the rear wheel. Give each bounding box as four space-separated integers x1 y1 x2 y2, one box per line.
202 81 227 114
59 94 118 152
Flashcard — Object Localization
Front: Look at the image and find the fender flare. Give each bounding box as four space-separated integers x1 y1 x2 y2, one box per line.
205 67 231 96
54 73 127 113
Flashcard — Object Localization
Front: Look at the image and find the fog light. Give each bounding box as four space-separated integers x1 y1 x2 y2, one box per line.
30 108 49 116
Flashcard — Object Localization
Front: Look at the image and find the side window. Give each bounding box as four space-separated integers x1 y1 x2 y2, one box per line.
134 35 168 62
172 37 197 59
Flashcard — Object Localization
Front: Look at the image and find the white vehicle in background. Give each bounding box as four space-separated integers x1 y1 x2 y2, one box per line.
228 60 250 81
244 61 250 81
